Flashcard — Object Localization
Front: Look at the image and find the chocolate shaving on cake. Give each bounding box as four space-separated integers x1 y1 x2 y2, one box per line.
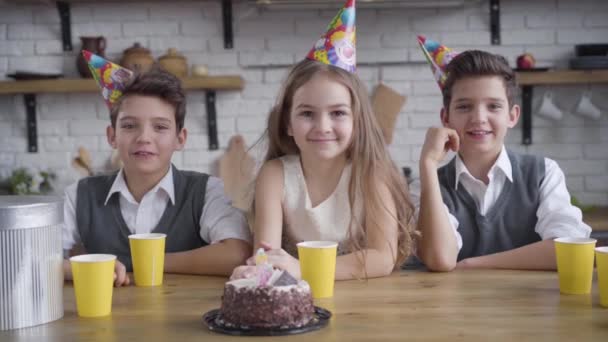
273 270 298 286
220 282 314 329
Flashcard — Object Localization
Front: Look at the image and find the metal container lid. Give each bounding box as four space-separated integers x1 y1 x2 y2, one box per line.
0 196 63 231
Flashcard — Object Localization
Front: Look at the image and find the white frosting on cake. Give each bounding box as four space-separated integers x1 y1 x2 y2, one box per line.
227 269 310 293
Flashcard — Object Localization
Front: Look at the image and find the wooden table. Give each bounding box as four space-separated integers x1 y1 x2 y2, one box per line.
2 271 608 341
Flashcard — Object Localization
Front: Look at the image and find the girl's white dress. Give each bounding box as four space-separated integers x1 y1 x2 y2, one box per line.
279 154 361 257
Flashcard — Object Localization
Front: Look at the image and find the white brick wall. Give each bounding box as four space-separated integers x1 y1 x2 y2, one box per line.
558 29 608 44
92 4 148 22
148 4 205 21
0 8 33 24
0 0 607 205
7 24 58 40
34 6 93 25
526 12 585 29
0 40 34 56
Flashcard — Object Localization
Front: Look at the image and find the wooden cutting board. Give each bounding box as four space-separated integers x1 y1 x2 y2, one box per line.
218 135 255 211
371 83 407 144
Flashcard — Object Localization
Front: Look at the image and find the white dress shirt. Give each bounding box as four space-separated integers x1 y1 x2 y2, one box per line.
62 167 251 251
410 146 592 251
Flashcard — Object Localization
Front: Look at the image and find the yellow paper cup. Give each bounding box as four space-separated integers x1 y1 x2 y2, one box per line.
595 247 608 307
70 254 116 317
297 241 337 299
554 237 596 295
129 233 166 287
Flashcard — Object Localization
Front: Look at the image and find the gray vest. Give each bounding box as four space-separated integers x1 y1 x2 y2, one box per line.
438 150 545 261
76 165 209 271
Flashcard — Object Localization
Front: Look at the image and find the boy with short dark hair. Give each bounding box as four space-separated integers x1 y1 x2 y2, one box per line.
414 37 590 272
63 53 251 285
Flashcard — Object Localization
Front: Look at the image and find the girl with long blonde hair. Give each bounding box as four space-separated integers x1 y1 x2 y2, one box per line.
232 0 416 280
231 58 417 280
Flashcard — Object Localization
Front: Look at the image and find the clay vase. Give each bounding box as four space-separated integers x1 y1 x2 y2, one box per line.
158 48 188 77
76 36 106 78
120 43 154 74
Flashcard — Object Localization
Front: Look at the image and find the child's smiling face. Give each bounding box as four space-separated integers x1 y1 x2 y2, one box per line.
288 72 354 162
441 75 520 160
107 95 186 180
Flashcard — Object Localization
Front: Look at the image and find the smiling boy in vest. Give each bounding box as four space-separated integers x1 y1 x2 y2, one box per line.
62 53 251 285
414 37 591 271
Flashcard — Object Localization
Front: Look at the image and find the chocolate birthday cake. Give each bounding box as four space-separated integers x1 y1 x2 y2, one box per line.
220 268 314 329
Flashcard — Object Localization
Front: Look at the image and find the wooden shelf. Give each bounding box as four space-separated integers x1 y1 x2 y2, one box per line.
0 75 244 152
0 76 244 95
516 69 608 146
517 69 608 86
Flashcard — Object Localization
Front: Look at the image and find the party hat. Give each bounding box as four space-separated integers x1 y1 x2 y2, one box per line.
82 50 134 108
417 35 459 89
306 0 356 73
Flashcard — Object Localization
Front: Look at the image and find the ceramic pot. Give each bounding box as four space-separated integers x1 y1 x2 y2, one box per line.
76 36 106 78
192 64 208 77
158 48 188 77
120 43 154 74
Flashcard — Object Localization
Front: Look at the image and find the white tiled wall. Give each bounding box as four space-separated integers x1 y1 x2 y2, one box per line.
0 0 607 204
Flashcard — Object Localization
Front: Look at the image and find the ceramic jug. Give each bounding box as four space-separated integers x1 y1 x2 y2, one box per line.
76 36 106 78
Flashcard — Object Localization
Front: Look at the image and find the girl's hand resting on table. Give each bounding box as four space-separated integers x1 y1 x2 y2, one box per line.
230 265 258 280
230 242 301 280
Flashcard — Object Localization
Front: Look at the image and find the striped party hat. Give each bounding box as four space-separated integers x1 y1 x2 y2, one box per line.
82 50 134 108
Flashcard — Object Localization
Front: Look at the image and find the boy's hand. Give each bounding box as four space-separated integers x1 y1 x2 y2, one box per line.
64 258 130 287
113 260 130 287
63 259 73 280
420 127 460 168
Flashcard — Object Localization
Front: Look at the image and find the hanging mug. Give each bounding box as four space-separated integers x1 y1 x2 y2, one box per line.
536 91 563 120
573 91 602 120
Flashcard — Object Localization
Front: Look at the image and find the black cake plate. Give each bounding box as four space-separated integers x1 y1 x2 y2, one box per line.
203 306 331 336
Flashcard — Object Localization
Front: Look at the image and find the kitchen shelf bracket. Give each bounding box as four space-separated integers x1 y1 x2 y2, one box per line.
222 0 234 49
24 94 38 153
205 91 219 150
490 0 500 45
521 85 533 145
56 1 73 51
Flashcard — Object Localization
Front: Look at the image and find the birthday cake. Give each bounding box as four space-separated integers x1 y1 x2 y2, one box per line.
219 251 315 329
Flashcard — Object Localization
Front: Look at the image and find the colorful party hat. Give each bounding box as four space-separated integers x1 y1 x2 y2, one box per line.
82 50 134 108
417 35 459 89
306 0 356 73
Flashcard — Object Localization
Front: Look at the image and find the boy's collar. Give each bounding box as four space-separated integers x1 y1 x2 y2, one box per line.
104 167 175 205
454 146 512 189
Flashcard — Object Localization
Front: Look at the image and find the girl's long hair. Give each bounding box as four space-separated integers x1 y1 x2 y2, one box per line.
258 59 417 269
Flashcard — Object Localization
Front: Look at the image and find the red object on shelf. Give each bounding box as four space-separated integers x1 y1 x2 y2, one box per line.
516 53 536 70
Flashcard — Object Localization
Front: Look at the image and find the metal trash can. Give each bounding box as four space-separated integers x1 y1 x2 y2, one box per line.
0 196 64 330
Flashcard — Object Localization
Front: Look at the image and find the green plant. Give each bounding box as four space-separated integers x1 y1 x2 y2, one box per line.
571 195 596 213
0 168 56 195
